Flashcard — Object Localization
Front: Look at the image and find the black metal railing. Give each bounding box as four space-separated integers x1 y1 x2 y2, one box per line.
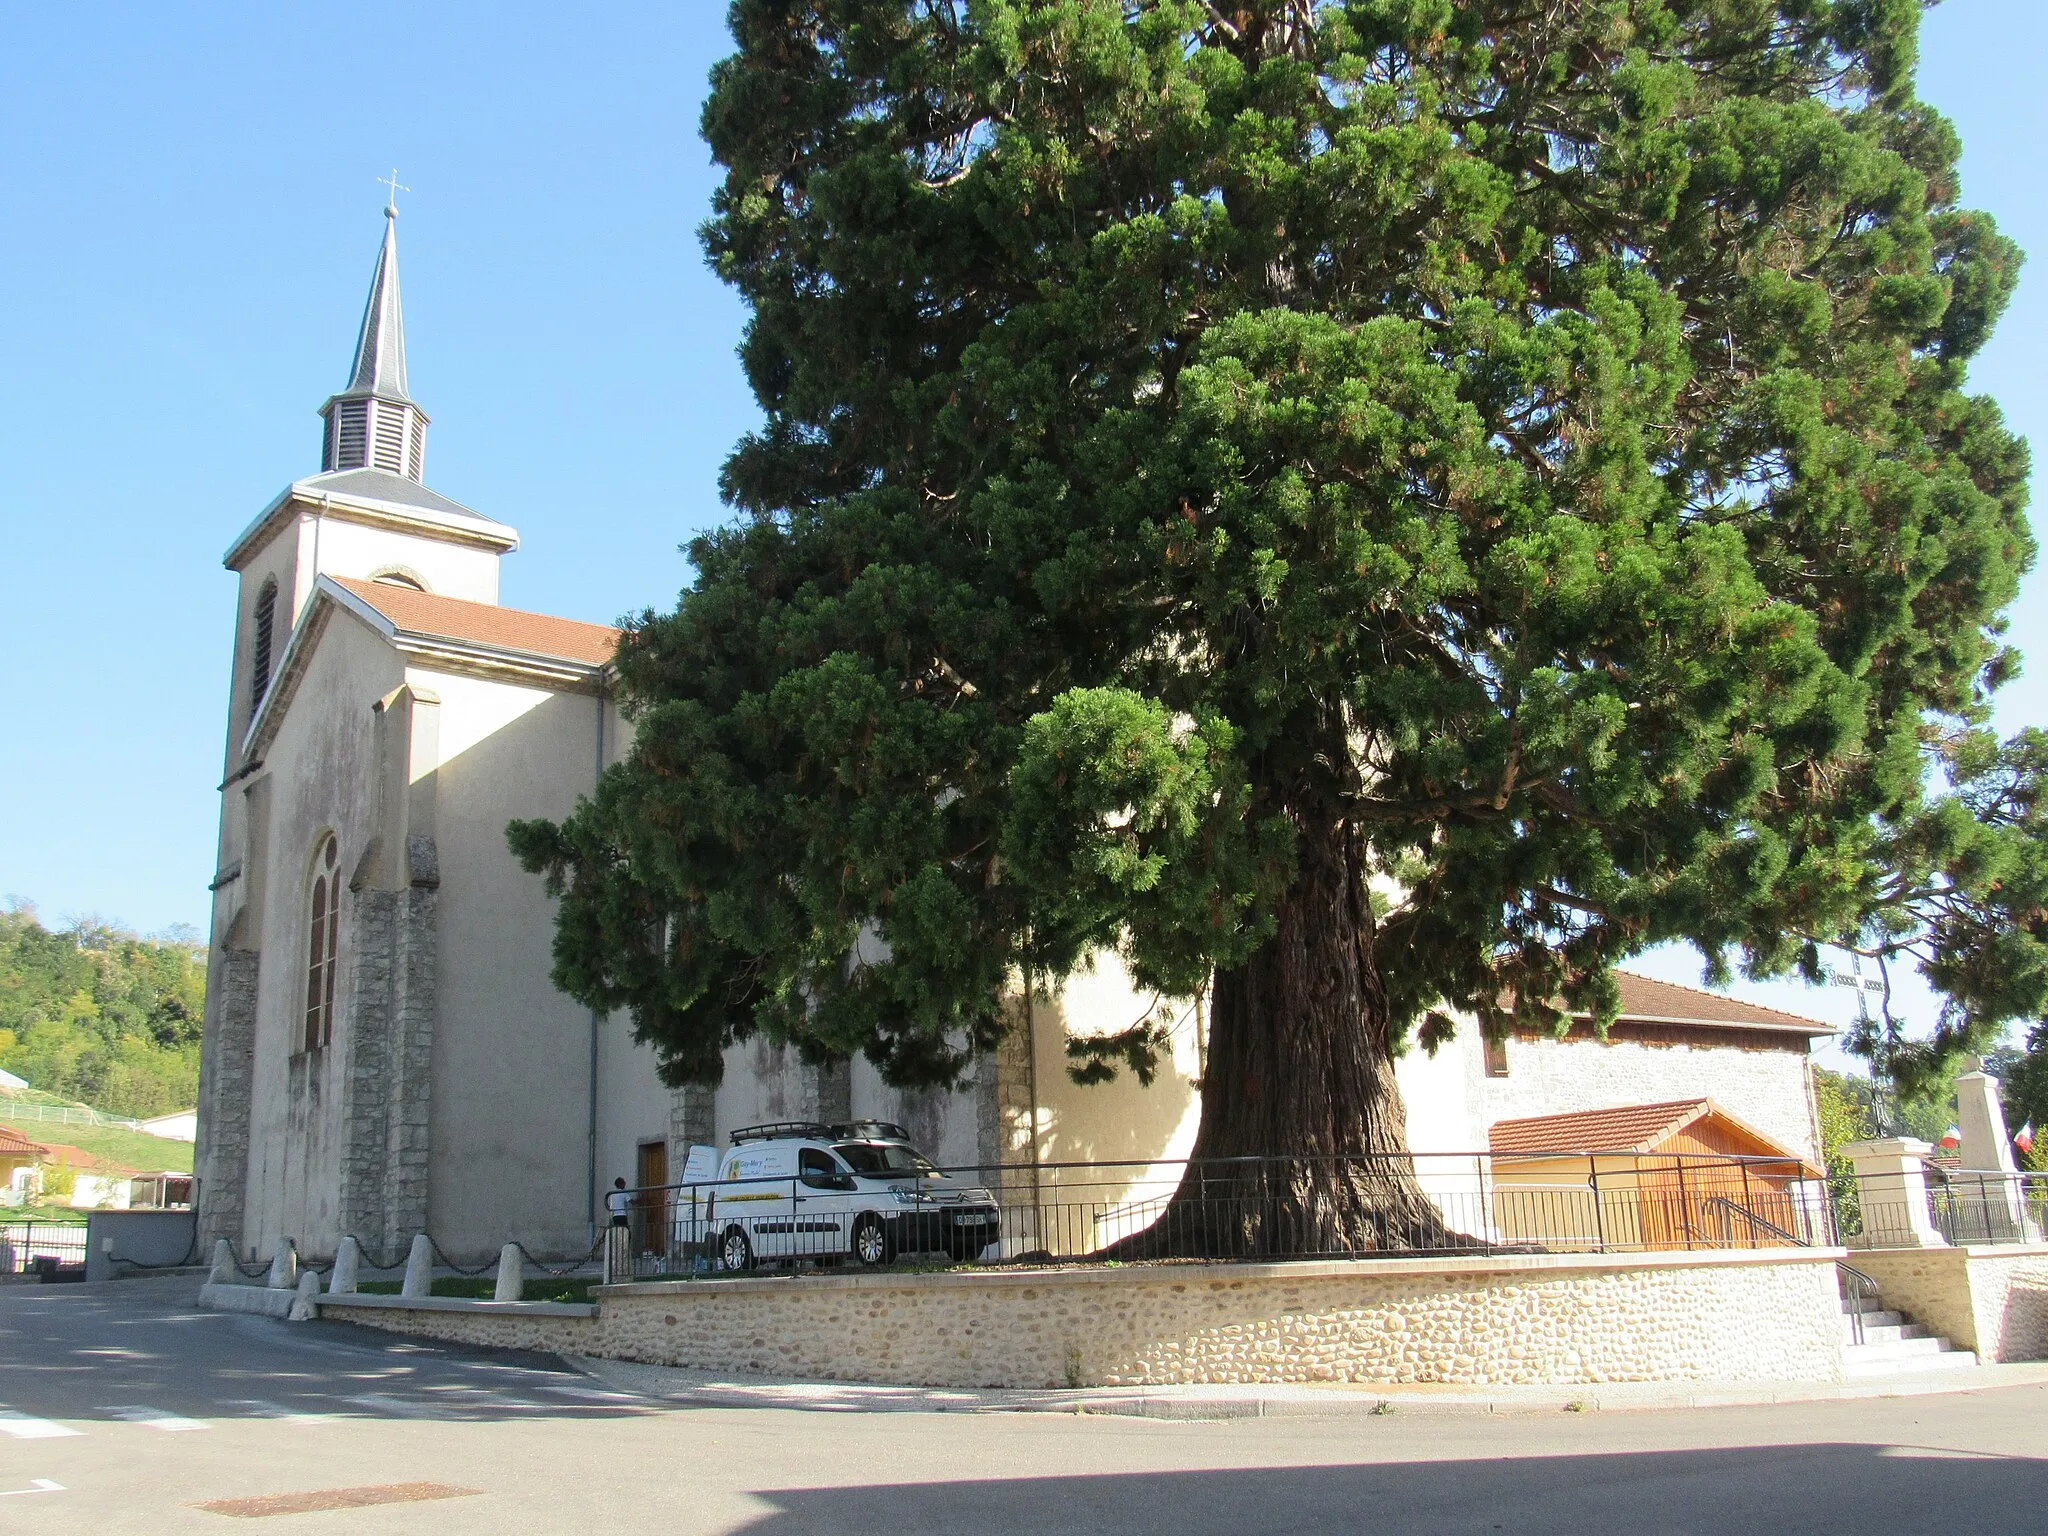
0 1221 89 1281
603 1149 1833 1282
1844 1169 2046 1250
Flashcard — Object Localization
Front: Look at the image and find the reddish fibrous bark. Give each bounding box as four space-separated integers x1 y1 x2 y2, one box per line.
1112 809 1461 1258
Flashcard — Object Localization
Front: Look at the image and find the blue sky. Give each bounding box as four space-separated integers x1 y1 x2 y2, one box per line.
1 4 2040 1061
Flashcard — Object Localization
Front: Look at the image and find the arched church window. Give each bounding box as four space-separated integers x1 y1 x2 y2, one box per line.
303 835 341 1052
370 568 427 592
251 579 278 718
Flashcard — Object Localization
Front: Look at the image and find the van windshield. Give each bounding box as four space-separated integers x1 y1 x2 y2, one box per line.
834 1141 937 1176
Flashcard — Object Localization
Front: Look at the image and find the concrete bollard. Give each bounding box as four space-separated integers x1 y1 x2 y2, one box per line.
329 1235 361 1294
401 1233 433 1299
210 1238 236 1286
287 1268 323 1322
494 1243 524 1303
266 1241 298 1290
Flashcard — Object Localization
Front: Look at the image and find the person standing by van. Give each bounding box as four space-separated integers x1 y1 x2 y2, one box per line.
605 1176 631 1281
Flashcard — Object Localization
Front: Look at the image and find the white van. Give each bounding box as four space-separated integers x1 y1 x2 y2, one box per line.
692 1121 1000 1271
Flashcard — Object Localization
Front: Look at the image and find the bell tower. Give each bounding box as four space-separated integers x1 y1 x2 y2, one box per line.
318 201 430 481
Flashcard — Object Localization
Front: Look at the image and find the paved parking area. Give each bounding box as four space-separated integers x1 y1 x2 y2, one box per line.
2 1275 2044 1533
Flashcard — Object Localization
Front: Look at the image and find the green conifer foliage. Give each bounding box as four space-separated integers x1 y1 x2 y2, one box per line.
514 1 2044 1247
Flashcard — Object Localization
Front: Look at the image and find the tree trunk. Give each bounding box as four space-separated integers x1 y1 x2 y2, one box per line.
1111 809 1460 1258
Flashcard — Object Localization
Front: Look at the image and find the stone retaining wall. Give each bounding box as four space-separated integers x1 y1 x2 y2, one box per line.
317 1248 1846 1389
1849 1245 2048 1363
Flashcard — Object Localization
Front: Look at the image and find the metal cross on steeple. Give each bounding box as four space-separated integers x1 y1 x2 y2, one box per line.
377 168 410 214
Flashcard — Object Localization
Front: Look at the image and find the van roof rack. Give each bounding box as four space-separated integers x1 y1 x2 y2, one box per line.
728 1121 834 1145
830 1120 912 1143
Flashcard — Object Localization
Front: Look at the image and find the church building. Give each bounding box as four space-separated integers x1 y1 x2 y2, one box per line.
195 211 1834 1266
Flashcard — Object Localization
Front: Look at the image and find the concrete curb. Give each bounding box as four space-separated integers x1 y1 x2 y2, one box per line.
564 1354 2048 1420
198 1280 295 1319
319 1292 597 1320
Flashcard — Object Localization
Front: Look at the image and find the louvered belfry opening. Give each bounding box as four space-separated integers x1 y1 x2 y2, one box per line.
317 207 430 481
250 578 278 717
321 397 426 478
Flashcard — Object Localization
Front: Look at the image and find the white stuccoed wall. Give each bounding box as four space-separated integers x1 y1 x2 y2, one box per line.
1474 1033 1821 1165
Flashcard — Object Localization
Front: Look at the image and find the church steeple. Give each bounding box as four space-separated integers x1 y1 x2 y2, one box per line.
320 200 430 481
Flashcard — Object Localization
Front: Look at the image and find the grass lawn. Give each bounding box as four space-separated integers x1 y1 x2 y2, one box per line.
0 1115 194 1175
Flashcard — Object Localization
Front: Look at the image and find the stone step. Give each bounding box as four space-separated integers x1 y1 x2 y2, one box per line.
1839 1306 1904 1328
1843 1343 1980 1378
1841 1321 1927 1347
1843 1333 1953 1363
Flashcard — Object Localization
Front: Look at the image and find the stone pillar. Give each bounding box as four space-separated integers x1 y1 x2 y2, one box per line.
668 1084 716 1183
339 685 440 1259
209 1237 236 1287
1954 1071 2037 1242
195 946 259 1253
494 1243 524 1303
812 1059 852 1126
1843 1138 1946 1248
401 1233 433 1298
329 1235 361 1294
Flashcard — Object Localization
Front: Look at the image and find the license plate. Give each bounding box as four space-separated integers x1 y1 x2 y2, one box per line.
954 1213 996 1226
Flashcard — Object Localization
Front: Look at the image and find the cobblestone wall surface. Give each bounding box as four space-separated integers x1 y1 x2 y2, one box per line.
320 1251 1845 1389
1851 1245 2048 1363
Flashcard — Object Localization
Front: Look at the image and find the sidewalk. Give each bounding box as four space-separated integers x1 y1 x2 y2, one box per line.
568 1354 2048 1419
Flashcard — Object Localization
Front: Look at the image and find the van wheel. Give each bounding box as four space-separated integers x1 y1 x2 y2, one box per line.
851 1214 891 1267
719 1226 754 1272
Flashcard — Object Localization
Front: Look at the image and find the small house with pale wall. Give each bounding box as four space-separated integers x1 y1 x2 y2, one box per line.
0 1127 49 1206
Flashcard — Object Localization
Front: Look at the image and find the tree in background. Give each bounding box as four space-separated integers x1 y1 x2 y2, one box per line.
1997 1034 2048 1171
515 0 2042 1251
1813 1067 1874 1237
0 903 205 1118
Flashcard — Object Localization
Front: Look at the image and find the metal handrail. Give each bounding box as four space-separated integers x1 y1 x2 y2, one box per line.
1837 1261 1879 1347
1699 1196 1812 1248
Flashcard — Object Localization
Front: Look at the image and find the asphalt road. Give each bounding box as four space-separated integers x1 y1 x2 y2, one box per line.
1 1275 2043 1534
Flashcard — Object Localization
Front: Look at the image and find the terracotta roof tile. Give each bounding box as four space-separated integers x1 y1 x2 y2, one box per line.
1602 972 1832 1036
1489 1100 1714 1157
332 576 620 667
0 1126 50 1157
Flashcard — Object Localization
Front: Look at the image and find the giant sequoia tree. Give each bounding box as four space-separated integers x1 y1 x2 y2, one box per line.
514 0 2047 1251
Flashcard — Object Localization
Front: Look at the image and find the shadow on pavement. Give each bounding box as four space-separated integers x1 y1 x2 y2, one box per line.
738 1443 2048 1536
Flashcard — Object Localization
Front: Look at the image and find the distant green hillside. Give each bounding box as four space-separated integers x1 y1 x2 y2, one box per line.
0 1115 193 1175
0 903 203 1119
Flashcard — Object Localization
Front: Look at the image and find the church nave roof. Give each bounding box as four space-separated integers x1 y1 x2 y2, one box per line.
330 575 621 668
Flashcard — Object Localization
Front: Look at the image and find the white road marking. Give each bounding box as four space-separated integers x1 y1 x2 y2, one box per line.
343 1393 458 1420
0 1412 81 1441
0 1480 64 1498
96 1405 208 1432
219 1398 333 1423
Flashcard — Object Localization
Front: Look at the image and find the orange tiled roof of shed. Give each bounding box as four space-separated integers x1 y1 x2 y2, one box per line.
1489 1099 1718 1157
1603 972 1832 1036
332 576 621 667
1488 1098 1817 1174
0 1126 49 1158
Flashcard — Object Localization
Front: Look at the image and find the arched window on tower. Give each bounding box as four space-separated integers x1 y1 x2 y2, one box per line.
251 579 279 719
303 834 341 1052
